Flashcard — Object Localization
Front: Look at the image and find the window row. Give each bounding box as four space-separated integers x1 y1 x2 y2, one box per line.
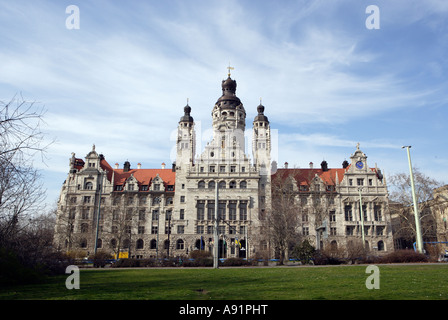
196 200 248 221
197 180 247 189
344 205 384 221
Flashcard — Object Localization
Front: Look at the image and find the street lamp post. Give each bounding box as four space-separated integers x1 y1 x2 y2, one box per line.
213 181 219 269
402 146 424 253
358 187 366 249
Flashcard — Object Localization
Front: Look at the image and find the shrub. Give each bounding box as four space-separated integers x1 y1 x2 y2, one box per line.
89 251 113 268
221 258 251 267
312 251 343 265
378 250 428 263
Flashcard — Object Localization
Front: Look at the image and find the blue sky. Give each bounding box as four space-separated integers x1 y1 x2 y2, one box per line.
1 0 447 208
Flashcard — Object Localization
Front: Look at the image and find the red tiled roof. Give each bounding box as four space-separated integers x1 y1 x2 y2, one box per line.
272 168 347 186
113 168 176 186
98 159 175 188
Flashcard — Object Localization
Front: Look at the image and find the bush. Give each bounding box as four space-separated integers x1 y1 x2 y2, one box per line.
312 250 344 265
378 250 428 263
89 251 113 268
221 258 252 267
189 250 212 259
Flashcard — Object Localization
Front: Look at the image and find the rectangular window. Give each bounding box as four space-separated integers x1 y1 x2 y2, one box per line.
374 205 382 221
197 201 205 220
346 226 354 236
220 166 226 173
329 210 336 222
207 201 215 220
345 205 353 221
229 202 237 220
357 178 364 186
197 225 204 234
177 225 185 234
151 226 158 234
218 201 226 220
330 227 337 236
139 210 145 221
180 209 185 220
302 227 309 236
152 210 159 221
239 201 248 220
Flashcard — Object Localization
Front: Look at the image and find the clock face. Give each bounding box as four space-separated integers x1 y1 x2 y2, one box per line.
356 161 364 169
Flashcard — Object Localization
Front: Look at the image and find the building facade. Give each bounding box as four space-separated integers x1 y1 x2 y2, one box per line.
54 72 394 259
271 145 393 257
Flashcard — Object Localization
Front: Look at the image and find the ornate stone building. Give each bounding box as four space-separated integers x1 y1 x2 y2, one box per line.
54 71 393 259
272 145 393 256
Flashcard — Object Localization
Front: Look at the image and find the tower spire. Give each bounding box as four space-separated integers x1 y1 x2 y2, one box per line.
227 63 234 77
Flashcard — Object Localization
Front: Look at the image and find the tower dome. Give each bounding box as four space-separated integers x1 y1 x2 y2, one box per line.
179 103 194 123
254 102 269 123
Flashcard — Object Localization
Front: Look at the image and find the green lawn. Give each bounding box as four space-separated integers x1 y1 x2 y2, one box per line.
1 264 448 300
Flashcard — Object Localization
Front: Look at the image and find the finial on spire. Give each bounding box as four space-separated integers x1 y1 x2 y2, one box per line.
227 63 234 77
187 98 189 105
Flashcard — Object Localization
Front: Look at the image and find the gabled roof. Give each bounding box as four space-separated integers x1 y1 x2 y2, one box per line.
113 168 175 186
272 168 347 187
97 158 175 187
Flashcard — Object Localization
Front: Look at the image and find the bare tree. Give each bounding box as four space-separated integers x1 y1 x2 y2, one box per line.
263 171 301 264
0 95 51 249
388 168 444 246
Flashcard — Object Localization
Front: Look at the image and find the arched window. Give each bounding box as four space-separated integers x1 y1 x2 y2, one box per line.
164 240 170 250
229 181 236 189
330 240 338 251
110 239 117 248
240 181 247 189
218 181 226 189
136 239 144 250
85 182 93 190
80 238 87 248
377 240 384 251
153 197 161 205
150 239 157 249
81 223 89 233
176 239 185 250
97 238 103 249
198 180 206 189
208 181 215 189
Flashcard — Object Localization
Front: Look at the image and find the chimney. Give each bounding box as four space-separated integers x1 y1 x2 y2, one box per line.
309 162 313 169
137 163 141 169
172 162 176 172
342 160 349 169
161 162 166 169
321 160 328 172
284 162 289 169
123 161 131 172
115 163 119 169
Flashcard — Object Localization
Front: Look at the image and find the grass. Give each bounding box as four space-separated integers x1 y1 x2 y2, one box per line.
1 264 448 300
